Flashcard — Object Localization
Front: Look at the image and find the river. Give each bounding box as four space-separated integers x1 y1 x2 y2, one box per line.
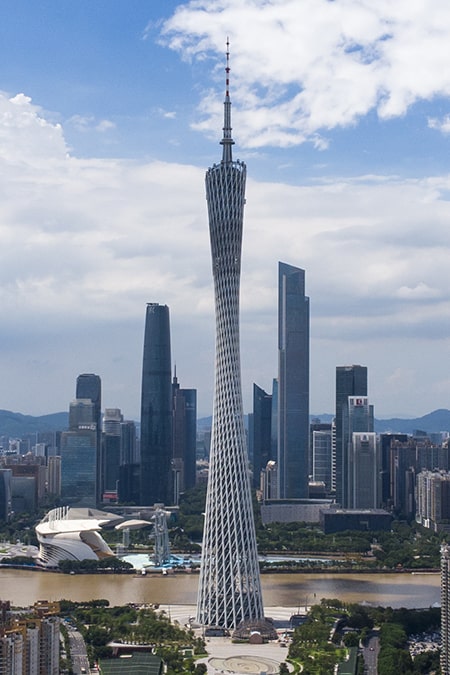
0 570 440 609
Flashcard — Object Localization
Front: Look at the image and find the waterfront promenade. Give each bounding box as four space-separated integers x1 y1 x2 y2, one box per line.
160 604 298 675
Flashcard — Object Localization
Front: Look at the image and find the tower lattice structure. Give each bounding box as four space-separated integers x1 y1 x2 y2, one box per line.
196 45 264 629
442 543 450 675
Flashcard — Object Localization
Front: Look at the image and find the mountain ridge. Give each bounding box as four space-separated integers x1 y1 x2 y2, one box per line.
1 408 450 438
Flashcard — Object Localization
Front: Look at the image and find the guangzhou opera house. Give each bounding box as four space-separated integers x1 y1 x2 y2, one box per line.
35 506 120 567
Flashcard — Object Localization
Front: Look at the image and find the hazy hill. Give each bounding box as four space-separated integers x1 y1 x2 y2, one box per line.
199 409 450 435
308 409 450 434
1 408 450 438
0 410 68 438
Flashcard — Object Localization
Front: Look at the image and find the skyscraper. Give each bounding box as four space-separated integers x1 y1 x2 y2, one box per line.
61 396 98 506
76 373 102 503
335 365 367 507
350 432 378 508
172 371 197 502
442 543 450 675
277 262 310 499
196 46 264 629
140 302 172 506
251 384 273 489
102 408 123 497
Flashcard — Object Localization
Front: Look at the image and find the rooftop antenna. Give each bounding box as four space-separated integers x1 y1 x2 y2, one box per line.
221 37 234 163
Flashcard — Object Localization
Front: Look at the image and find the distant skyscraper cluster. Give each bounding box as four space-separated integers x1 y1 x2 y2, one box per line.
56 306 197 510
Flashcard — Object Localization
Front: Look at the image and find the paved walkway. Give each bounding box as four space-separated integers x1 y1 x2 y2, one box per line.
159 605 300 674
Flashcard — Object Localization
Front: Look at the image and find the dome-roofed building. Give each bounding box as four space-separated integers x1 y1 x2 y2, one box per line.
35 506 122 568
232 618 278 642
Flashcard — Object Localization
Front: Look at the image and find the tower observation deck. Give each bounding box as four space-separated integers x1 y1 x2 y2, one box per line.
196 44 264 629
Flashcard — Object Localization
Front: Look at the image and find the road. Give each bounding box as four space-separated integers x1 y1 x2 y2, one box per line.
67 625 90 675
362 632 380 675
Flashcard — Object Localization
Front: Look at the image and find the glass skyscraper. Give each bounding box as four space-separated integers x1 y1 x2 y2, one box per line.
139 302 172 506
76 373 102 502
277 262 310 499
335 365 368 507
251 383 273 489
196 46 264 629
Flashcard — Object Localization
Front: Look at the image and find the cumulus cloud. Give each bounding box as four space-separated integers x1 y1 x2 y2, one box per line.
161 0 450 146
428 114 450 134
1 88 450 417
67 115 116 133
0 92 66 164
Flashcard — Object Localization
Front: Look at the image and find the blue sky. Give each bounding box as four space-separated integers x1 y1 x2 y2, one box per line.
2 0 450 420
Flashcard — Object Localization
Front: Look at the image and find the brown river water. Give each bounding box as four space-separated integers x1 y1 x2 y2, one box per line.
0 570 440 609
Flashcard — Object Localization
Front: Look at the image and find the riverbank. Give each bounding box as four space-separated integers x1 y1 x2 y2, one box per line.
0 568 440 609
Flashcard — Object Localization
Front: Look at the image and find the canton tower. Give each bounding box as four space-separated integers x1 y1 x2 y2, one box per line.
196 44 264 629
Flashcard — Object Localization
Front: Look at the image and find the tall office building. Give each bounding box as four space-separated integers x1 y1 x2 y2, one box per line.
277 262 310 499
311 427 333 492
75 373 102 502
335 365 367 507
251 384 273 489
345 396 375 508
118 420 139 504
172 372 197 502
102 408 123 496
196 47 264 629
350 432 378 509
442 543 450 675
76 373 101 433
61 397 98 506
140 303 173 506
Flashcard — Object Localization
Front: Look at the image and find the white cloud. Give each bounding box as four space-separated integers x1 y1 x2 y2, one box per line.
428 114 450 135
1 89 450 418
396 282 440 300
0 92 66 164
161 0 450 146
96 119 116 132
67 115 116 134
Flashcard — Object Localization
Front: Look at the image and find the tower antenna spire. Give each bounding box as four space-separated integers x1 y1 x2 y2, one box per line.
221 37 234 163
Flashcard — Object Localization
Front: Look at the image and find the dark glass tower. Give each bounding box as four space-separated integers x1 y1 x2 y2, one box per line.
277 262 310 499
251 384 273 489
172 371 197 499
140 303 172 506
74 373 101 503
196 46 264 629
335 365 367 507
76 374 101 428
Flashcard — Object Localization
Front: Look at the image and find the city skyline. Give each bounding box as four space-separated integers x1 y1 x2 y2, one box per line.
2 2 450 420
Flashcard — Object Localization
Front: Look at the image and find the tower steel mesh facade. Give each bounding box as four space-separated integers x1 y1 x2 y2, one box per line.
196 49 264 629
442 543 450 675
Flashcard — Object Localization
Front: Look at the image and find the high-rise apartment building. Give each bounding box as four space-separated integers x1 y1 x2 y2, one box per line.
335 365 367 506
277 262 309 499
416 470 450 531
196 47 264 629
140 303 172 506
442 543 450 675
